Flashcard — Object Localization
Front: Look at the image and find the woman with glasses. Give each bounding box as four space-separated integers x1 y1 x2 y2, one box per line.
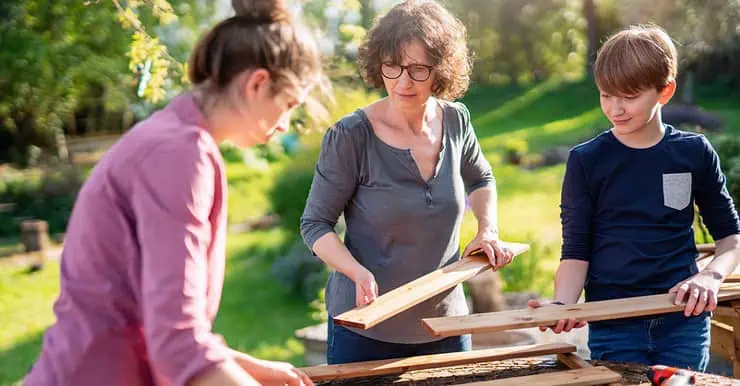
300 0 512 364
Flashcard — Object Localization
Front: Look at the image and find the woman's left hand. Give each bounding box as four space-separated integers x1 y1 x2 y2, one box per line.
669 269 723 317
463 228 514 270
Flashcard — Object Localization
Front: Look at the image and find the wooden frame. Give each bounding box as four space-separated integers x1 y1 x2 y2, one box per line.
333 242 530 329
710 300 740 377
299 342 575 382
423 290 740 337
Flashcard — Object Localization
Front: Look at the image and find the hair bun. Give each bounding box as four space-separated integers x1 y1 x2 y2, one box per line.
232 0 290 23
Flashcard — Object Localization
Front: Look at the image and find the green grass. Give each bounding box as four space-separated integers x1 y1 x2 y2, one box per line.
696 97 740 133
0 237 22 258
464 79 610 153
0 260 60 384
216 229 315 362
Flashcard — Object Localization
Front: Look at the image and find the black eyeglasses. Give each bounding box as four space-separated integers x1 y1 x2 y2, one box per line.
380 62 433 82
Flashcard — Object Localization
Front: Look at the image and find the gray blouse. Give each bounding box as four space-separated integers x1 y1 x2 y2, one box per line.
300 100 494 343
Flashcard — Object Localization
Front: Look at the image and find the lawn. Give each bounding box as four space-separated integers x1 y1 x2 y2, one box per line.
0 79 738 385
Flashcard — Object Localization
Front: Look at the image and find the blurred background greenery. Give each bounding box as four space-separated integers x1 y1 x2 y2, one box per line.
1 0 740 384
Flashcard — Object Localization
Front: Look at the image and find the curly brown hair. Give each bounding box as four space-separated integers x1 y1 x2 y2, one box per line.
357 0 472 101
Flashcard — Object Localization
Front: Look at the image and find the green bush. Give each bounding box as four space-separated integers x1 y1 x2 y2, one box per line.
501 137 529 165
0 165 83 237
270 239 329 302
219 142 246 164
271 134 322 235
499 237 550 294
711 133 740 204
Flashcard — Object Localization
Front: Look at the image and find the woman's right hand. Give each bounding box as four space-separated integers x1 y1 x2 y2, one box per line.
351 266 378 307
527 299 586 334
231 350 314 386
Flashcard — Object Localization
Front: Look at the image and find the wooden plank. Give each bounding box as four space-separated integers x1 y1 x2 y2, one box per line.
714 306 740 318
460 366 622 386
423 289 740 337
557 353 622 386
299 342 575 382
731 301 740 378
557 353 592 369
710 320 735 361
696 243 716 254
333 242 530 329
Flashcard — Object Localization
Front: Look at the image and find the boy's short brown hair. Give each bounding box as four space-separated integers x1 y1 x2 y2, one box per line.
357 0 471 101
594 25 677 96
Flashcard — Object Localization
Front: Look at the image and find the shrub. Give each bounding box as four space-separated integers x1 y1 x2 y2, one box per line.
711 134 740 204
270 239 329 302
498 237 550 294
501 137 529 165
0 165 83 237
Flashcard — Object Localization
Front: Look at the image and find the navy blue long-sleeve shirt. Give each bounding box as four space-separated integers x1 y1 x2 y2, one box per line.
561 125 740 304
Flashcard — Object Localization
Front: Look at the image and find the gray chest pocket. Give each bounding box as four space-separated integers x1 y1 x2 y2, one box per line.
663 172 692 210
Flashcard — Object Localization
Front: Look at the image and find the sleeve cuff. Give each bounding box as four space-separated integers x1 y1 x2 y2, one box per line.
466 178 495 195
174 334 233 386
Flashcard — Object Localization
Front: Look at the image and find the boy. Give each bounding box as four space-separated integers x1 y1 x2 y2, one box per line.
530 25 740 371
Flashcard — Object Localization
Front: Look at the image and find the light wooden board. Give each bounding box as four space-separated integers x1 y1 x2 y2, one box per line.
460 366 622 386
333 241 530 329
696 243 716 254
299 343 574 381
557 353 592 370
557 353 622 386
423 289 740 337
710 320 735 361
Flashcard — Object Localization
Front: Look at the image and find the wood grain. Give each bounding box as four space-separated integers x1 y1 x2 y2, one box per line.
333 242 530 329
710 320 735 361
557 353 592 370
299 343 575 381
696 243 716 254
423 289 740 337
557 353 622 386
459 366 622 386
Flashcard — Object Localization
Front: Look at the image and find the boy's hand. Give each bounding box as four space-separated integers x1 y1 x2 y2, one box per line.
527 299 587 333
669 270 722 317
463 229 514 270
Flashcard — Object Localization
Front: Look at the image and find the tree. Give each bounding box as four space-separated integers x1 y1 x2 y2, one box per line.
0 0 218 165
450 0 587 85
0 0 135 164
583 0 597 75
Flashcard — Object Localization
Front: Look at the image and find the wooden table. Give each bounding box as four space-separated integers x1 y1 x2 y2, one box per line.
316 356 737 385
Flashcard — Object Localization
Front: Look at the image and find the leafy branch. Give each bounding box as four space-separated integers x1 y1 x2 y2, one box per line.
111 0 187 102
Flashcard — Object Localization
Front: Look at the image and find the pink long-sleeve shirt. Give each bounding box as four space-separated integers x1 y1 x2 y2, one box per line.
25 94 231 386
